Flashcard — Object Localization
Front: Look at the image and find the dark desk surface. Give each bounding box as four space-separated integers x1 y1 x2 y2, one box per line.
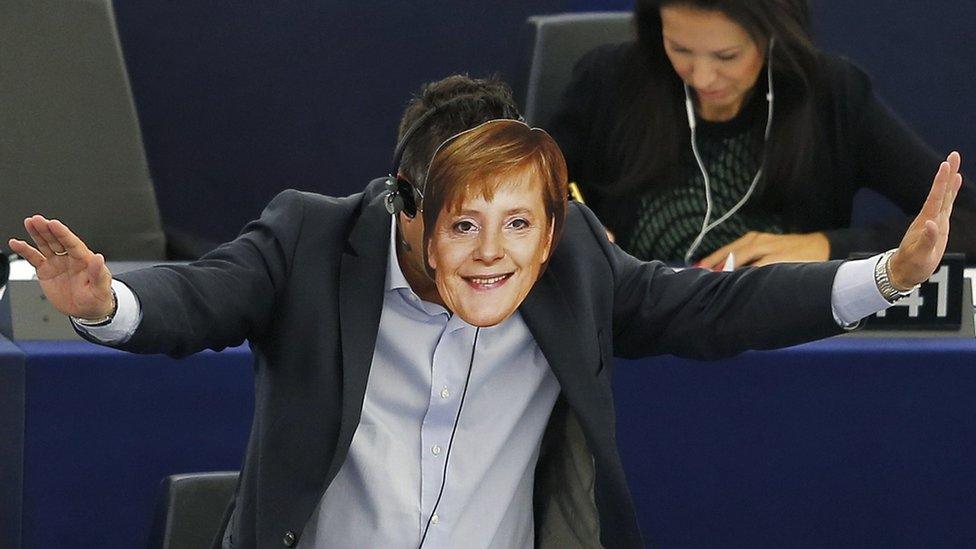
7 337 976 548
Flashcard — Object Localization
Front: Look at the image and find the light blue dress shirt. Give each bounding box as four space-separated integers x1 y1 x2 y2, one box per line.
297 223 561 548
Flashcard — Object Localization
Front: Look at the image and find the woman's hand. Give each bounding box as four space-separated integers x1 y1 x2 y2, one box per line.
8 215 115 320
698 231 830 269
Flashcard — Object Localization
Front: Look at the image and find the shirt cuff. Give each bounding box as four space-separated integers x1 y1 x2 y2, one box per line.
830 254 892 328
71 279 142 344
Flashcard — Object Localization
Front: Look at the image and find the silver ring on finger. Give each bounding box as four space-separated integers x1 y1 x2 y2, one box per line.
53 250 68 256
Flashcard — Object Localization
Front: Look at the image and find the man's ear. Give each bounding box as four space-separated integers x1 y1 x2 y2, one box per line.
397 211 421 252
398 211 414 229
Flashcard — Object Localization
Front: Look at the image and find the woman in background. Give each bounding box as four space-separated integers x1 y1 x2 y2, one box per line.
547 0 975 267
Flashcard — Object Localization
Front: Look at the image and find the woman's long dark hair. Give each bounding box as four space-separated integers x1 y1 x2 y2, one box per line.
612 0 819 209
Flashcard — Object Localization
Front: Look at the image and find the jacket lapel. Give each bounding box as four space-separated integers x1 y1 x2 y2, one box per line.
327 193 391 481
520 268 600 406
523 268 610 547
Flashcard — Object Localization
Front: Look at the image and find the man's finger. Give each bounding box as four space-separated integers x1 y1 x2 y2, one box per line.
941 173 964 220
89 253 113 290
919 219 939 252
24 217 57 257
919 161 951 220
30 216 70 255
948 151 961 175
937 152 961 215
47 219 91 259
8 238 47 268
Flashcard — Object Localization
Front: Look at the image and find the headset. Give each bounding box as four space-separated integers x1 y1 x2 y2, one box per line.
384 97 522 219
683 38 776 264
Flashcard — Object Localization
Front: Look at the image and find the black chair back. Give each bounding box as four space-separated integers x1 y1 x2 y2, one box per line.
148 471 238 549
521 12 634 127
0 0 167 260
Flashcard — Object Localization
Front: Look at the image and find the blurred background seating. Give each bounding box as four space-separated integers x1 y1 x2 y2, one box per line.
147 471 238 549
520 12 633 126
0 0 167 260
3 1 971 251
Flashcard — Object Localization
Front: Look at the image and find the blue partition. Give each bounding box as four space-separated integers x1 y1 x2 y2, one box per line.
20 341 253 548
614 337 976 547
112 0 566 244
12 336 976 547
0 336 25 548
110 0 973 243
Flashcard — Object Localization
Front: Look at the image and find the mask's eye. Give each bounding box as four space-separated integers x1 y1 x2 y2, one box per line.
453 220 478 234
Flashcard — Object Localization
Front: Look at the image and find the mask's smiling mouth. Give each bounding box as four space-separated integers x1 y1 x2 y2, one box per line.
462 272 513 290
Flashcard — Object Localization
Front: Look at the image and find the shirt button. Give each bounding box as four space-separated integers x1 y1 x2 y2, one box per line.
282 530 297 546
431 514 440 525
431 444 442 456
440 387 450 399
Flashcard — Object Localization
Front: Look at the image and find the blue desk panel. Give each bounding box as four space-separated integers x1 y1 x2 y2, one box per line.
0 336 25 549
20 341 253 549
613 337 976 548
14 337 976 548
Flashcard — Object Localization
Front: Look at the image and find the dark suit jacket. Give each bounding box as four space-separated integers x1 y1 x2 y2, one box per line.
106 178 844 548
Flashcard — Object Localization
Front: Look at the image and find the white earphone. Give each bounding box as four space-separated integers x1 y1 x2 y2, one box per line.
682 38 776 264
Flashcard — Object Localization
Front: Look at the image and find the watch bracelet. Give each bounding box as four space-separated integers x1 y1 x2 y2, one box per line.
874 249 915 303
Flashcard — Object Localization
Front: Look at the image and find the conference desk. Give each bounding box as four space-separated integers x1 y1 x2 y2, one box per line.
10 340 253 549
614 337 976 548
4 336 976 548
0 336 25 548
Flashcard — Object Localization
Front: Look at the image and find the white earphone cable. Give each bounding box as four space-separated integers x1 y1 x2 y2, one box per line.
683 38 776 264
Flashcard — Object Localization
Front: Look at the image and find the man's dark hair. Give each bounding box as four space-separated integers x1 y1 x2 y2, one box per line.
396 74 520 190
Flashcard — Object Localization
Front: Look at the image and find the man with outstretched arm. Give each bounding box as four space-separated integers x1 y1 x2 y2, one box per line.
8 74 963 548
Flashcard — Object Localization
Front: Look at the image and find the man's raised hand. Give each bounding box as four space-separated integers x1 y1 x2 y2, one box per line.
888 151 964 289
7 215 115 321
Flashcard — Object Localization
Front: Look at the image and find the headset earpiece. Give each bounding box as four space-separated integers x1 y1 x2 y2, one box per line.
384 175 420 218
684 92 697 130
765 38 776 104
383 176 403 216
398 177 419 218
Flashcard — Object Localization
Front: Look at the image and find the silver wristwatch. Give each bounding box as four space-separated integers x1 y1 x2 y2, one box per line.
72 289 118 327
874 249 916 303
